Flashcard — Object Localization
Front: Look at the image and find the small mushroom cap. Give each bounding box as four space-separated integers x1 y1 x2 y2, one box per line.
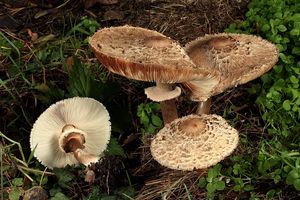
183 33 278 101
150 114 239 171
30 97 111 169
144 86 181 102
89 25 219 85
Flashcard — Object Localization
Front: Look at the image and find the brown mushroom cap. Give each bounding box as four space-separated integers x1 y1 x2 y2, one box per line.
183 33 278 101
89 25 219 85
150 114 239 171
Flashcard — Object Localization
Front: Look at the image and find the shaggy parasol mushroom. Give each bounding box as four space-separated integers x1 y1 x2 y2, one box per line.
183 33 279 114
150 114 239 171
30 97 111 169
89 25 219 124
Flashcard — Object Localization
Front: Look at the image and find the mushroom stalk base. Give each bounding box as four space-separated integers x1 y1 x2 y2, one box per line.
196 98 212 115
156 82 178 124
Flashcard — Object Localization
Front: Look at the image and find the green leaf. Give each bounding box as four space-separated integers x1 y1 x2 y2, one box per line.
294 179 300 191
290 28 300 36
53 168 75 188
105 137 126 158
51 192 70 200
12 178 23 186
261 24 270 32
146 123 156 134
206 182 216 194
9 187 21 200
214 180 225 191
286 169 300 185
244 185 254 191
290 75 299 84
277 25 287 32
140 112 149 126
283 100 291 111
292 47 300 55
198 177 207 188
207 164 221 182
150 102 161 112
266 189 276 200
151 114 162 127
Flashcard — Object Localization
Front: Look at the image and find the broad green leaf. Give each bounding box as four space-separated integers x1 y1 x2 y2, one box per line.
286 169 300 185
244 184 254 191
150 102 161 112
9 187 21 200
261 24 270 32
151 114 162 127
290 28 300 36
198 177 207 188
51 192 69 200
277 25 287 32
294 179 300 191
292 47 300 55
215 180 225 191
105 137 126 158
206 182 215 194
53 168 75 188
12 178 23 187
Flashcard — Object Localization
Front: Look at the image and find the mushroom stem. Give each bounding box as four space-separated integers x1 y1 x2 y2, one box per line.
196 98 212 115
156 82 178 124
73 149 99 165
60 125 99 165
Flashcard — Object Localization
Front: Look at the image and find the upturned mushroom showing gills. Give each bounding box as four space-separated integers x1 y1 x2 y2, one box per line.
89 25 220 124
182 33 278 114
150 114 239 171
30 97 111 169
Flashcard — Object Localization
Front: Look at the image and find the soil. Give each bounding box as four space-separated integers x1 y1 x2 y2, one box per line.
0 0 258 199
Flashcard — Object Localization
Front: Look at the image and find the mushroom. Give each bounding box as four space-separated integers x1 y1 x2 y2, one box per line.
89 25 219 124
30 97 111 169
150 114 239 171
182 33 279 114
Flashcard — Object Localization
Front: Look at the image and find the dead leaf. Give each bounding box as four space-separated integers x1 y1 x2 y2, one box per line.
66 56 73 72
27 29 38 42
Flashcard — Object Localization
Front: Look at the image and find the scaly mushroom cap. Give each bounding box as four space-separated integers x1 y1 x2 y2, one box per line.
150 114 239 171
89 25 219 88
30 97 111 169
183 33 278 101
